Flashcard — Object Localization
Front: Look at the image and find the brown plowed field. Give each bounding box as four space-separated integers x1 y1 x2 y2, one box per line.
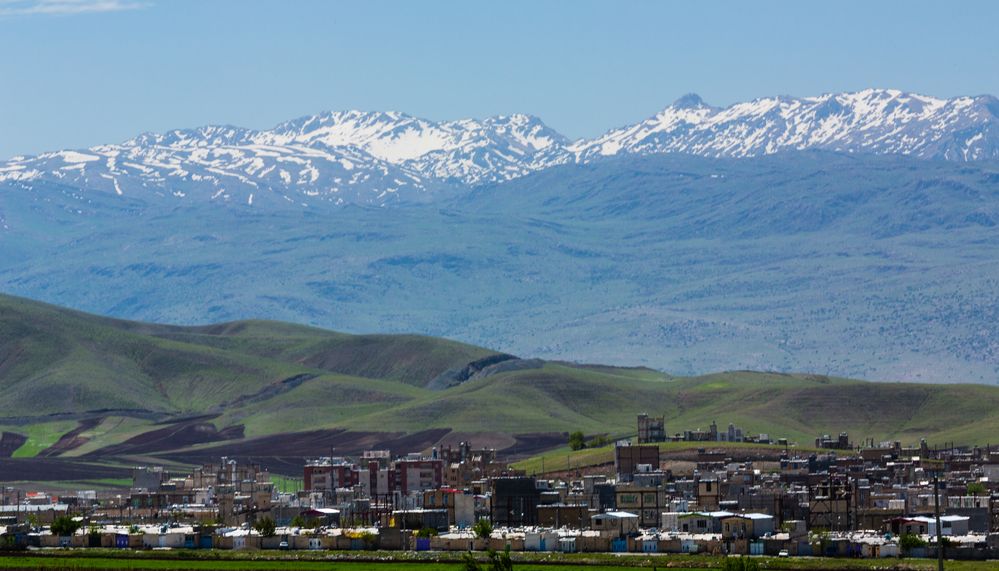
0 458 132 482
5 423 570 481
0 431 27 457
85 421 244 457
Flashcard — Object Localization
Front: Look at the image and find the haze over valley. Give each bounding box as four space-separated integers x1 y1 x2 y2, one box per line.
3 90 999 384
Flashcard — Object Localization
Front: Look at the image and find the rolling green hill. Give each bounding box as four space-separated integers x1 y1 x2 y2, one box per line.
3 292 999 482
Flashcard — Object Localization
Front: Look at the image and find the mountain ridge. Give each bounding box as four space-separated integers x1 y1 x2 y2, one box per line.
3 88 998 207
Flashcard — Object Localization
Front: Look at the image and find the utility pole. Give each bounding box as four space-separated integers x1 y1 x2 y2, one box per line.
853 477 859 531
933 474 944 571
846 476 852 532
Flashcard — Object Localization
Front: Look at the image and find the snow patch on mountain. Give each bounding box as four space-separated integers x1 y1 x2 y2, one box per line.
570 89 999 161
2 89 998 206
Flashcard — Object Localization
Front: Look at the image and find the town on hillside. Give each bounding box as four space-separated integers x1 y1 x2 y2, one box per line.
2 415 999 561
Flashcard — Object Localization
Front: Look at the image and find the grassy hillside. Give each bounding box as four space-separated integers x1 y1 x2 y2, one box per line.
151 321 500 388
333 367 999 445
0 293 498 418
4 292 999 482
0 294 309 416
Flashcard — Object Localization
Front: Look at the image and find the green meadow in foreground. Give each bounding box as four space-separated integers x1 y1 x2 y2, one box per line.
0 551 994 571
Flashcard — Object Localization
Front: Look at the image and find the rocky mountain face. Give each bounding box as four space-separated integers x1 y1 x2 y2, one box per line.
2 89 997 207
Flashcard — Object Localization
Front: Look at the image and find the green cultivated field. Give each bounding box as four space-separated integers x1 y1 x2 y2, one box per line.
7 421 79 458
5 292 999 482
0 551 995 571
0 559 655 571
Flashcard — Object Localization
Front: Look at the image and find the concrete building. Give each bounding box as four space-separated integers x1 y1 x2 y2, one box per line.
392 508 449 532
490 477 540 527
591 511 639 538
614 443 660 482
637 414 666 444
721 513 775 539
614 485 663 528
423 489 476 528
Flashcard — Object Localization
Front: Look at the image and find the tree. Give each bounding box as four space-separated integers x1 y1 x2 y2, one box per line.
416 527 438 538
472 518 493 539
899 533 927 553
967 481 987 496
252 516 276 538
810 530 831 555
50 515 83 537
568 431 586 451
290 515 308 528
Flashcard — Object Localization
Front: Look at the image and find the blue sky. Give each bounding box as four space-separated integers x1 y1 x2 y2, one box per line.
2 0 998 158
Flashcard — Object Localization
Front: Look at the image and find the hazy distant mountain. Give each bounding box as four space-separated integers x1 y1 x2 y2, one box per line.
2 89 998 207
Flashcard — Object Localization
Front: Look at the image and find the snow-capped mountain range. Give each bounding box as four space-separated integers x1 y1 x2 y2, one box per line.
2 88 998 206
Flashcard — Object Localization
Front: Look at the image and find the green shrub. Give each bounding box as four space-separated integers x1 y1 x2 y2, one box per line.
415 527 438 538
899 533 927 552
588 434 610 448
966 481 987 496
252 516 276 538
50 515 82 537
721 557 759 571
472 518 493 539
462 546 514 571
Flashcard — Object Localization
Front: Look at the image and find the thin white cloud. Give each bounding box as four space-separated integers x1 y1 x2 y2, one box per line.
0 0 149 17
